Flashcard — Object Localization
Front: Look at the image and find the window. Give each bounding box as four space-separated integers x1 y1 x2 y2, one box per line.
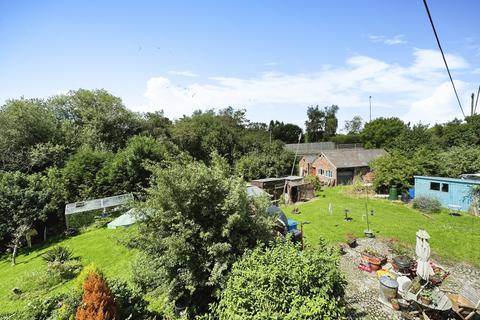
430 182 440 191
317 168 324 176
441 183 449 192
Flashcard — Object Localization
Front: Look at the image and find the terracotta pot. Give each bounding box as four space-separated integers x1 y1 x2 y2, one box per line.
370 263 380 271
391 301 400 310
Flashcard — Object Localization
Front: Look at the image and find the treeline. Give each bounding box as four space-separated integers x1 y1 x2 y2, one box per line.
0 89 294 250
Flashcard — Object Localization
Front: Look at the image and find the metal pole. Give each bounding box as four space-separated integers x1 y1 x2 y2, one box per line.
369 96 372 122
472 93 475 117
475 85 479 115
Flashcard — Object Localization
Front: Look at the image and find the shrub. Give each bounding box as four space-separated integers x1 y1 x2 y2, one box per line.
47 259 83 281
108 278 152 320
213 239 346 319
304 175 322 192
43 246 73 263
75 271 117 320
412 196 442 214
7 292 81 320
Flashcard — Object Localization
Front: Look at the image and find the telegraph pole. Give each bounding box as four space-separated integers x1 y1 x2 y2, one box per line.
369 96 372 122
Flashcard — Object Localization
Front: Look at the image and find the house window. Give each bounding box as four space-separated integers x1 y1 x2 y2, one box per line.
317 168 324 176
430 182 440 191
441 183 449 192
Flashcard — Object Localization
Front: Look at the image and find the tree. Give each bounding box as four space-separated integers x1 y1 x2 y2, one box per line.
344 116 363 134
213 240 346 319
390 123 434 155
139 111 172 140
361 117 407 149
305 105 338 142
76 271 117 320
47 89 142 151
234 141 294 180
438 146 480 178
132 154 274 316
268 121 303 144
171 109 245 164
0 98 58 172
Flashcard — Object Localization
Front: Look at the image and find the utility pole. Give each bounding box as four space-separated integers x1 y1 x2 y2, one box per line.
369 96 372 122
472 93 475 117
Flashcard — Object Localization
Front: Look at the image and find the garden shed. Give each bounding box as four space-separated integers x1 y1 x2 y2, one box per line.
414 176 480 211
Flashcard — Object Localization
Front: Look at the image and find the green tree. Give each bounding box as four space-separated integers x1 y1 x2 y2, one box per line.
305 105 338 142
344 116 363 134
139 111 172 140
438 146 480 178
0 98 58 172
234 141 294 180
361 117 407 149
213 240 346 319
268 121 303 144
47 89 142 151
132 154 274 316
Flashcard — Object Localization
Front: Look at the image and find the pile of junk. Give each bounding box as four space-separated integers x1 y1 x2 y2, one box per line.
360 229 480 319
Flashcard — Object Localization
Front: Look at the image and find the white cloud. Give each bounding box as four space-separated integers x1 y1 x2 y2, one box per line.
367 34 407 45
133 48 471 125
168 70 198 77
264 62 280 66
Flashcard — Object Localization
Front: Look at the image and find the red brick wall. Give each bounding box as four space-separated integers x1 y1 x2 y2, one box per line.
298 159 316 177
312 155 337 186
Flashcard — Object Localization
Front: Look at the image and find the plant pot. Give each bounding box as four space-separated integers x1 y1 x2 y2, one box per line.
364 229 375 238
390 300 400 310
347 238 357 248
420 296 432 305
370 263 381 271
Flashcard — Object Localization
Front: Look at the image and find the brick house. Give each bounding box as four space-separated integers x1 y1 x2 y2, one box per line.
300 148 386 186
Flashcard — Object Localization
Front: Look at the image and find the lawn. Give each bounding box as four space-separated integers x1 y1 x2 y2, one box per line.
284 187 480 266
0 227 138 313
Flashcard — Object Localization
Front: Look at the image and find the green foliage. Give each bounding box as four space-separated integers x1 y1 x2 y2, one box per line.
361 117 407 149
43 246 73 263
304 175 322 192
74 263 103 292
344 115 363 134
107 278 153 320
412 196 442 214
305 105 339 142
234 141 294 180
133 154 275 315
268 121 303 143
0 98 58 172
330 133 362 145
437 146 480 178
213 240 346 319
7 292 81 320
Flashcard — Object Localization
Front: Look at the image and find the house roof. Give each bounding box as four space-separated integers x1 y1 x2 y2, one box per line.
301 155 317 164
284 142 335 155
319 148 386 168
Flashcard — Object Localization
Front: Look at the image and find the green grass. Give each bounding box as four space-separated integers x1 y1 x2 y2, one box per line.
284 187 480 266
0 227 138 313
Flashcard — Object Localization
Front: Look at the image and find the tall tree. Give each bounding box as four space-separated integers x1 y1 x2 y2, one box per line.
132 154 274 316
361 117 407 149
268 121 303 144
344 116 363 134
305 105 338 142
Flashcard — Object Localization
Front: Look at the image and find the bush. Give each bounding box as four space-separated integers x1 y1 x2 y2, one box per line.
6 292 81 320
213 240 346 319
304 175 322 192
108 278 152 320
76 271 117 320
47 259 83 281
412 196 442 214
43 246 73 263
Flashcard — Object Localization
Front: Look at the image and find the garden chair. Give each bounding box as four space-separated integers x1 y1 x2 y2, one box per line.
447 283 480 320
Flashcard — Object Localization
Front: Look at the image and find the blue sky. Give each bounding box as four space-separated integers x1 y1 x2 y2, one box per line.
1 0 479 129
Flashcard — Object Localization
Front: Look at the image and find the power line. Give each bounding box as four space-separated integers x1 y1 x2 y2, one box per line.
422 0 466 118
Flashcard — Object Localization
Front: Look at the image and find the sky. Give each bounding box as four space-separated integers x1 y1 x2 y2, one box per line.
1 0 480 130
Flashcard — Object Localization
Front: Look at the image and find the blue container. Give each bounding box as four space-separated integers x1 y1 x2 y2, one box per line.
287 219 298 231
408 188 415 200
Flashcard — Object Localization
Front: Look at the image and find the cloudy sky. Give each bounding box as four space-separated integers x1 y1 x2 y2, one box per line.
1 0 479 129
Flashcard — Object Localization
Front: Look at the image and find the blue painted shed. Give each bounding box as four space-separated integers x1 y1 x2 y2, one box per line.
414 176 480 211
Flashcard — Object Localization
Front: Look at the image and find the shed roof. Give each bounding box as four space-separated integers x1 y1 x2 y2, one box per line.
320 148 386 168
414 175 480 185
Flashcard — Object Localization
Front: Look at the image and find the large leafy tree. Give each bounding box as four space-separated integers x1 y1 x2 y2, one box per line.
305 105 338 142
213 240 346 319
268 121 303 144
0 98 58 172
234 141 294 180
47 89 142 151
344 116 363 134
361 117 407 149
171 108 246 164
132 154 274 316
